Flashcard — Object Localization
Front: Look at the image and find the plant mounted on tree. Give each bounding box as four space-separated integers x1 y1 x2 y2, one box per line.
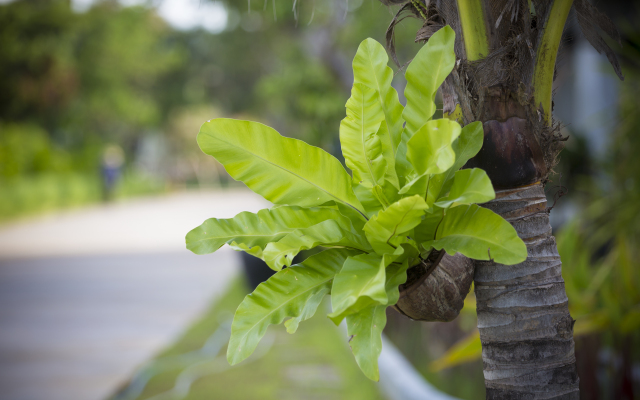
186 26 527 381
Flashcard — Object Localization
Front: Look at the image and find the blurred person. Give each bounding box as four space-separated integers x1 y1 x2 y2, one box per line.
101 144 124 202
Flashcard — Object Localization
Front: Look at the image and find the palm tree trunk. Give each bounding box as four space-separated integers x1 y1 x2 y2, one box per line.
458 85 580 397
475 183 579 399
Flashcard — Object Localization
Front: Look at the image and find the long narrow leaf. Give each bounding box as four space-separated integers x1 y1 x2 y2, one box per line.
227 249 359 365
335 202 368 232
399 119 462 197
186 206 352 256
340 83 396 189
426 121 484 204
402 26 456 135
424 204 527 265
346 305 386 381
329 253 387 324
284 288 327 334
198 119 364 213
346 260 410 381
434 168 495 208
407 119 461 176
263 219 372 270
352 38 405 152
354 179 400 217
363 195 429 255
396 26 456 181
414 207 445 246
429 330 481 372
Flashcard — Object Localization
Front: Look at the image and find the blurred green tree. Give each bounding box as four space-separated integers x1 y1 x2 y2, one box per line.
0 0 423 218
0 0 181 149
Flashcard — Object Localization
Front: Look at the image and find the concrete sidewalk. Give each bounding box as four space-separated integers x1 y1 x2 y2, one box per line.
0 189 268 400
0 188 268 259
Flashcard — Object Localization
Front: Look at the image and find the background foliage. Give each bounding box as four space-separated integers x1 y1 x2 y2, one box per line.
0 0 423 221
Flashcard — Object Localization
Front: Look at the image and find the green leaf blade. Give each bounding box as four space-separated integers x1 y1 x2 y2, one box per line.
340 83 388 188
340 81 399 215
414 207 445 247
430 330 481 372
376 121 400 189
185 206 350 256
434 168 495 208
263 219 372 270
427 121 484 205
352 38 405 152
346 260 410 381
284 288 327 334
384 259 411 305
450 121 484 170
363 195 430 255
346 305 386 381
398 119 462 197
329 253 387 324
425 204 527 265
402 26 456 136
353 180 400 218
407 119 462 176
198 119 364 213
227 248 359 365
396 26 456 181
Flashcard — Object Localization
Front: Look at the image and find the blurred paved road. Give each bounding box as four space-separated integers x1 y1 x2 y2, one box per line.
0 189 268 400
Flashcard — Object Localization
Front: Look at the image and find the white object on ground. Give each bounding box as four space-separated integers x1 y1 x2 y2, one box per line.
379 335 461 400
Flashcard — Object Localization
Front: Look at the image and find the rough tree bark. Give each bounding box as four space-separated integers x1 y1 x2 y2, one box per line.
477 184 578 398
465 86 579 397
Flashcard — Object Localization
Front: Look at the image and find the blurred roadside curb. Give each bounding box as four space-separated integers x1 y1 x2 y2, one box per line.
379 335 460 400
